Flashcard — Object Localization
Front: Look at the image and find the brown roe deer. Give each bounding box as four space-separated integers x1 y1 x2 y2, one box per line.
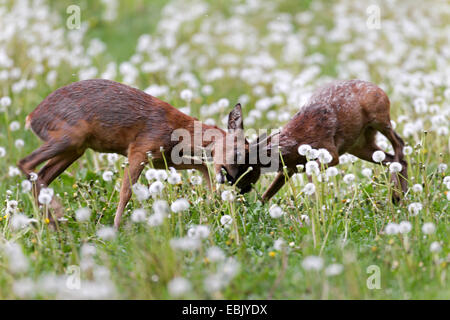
18 79 252 228
248 79 408 202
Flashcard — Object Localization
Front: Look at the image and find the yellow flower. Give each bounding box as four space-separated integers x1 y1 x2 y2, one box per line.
203 257 210 264
371 246 377 252
388 239 395 245
45 218 50 224
269 251 276 257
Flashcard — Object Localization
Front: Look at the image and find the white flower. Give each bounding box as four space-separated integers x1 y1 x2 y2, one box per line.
147 211 165 227
155 170 168 181
220 215 233 226
218 98 229 108
180 89 193 102
0 96 12 107
97 227 116 240
398 221 412 234
389 162 403 173
8 166 20 177
302 256 324 271
438 163 447 173
21 180 32 193
385 222 399 235
298 144 312 156
171 198 189 213
203 274 224 293
325 263 344 276
145 169 157 180
220 258 240 280
29 172 38 182
10 214 31 231
306 148 319 160
412 184 423 193
190 175 202 185
168 172 181 184
317 148 333 164
38 188 54 205
422 222 436 235
343 174 355 184
408 202 423 216
131 209 147 223
274 238 285 251
300 215 310 225
305 161 319 176
168 277 191 297
430 241 441 253
9 121 20 131
403 146 413 155
102 171 114 182
149 180 165 195
269 204 284 218
170 237 201 251
15 139 24 149
0 146 6 157
326 167 339 177
132 183 150 202
187 225 210 239
221 190 235 201
361 168 372 178
303 183 316 195
372 150 386 163
75 207 91 222
206 246 225 262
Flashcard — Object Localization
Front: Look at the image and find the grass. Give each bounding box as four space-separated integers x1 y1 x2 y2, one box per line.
0 0 448 299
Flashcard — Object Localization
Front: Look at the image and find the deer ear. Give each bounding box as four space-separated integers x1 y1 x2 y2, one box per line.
228 103 244 132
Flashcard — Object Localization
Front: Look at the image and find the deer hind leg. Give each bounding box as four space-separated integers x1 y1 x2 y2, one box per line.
262 168 297 202
349 126 406 203
37 150 84 221
114 150 147 229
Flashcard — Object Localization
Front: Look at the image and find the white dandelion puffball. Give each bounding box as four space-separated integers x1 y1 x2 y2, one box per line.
221 190 235 201
408 202 423 216
269 204 284 218
145 169 157 180
389 162 403 173
403 146 413 155
0 146 6 157
325 263 344 276
75 207 91 222
153 200 168 215
102 171 114 182
302 256 324 271
131 208 147 223
0 96 12 107
190 175 202 185
303 183 316 195
149 180 165 195
306 148 319 160
361 168 373 178
10 214 31 231
148 212 165 227
206 246 226 262
298 144 312 156
343 174 355 184
171 198 190 213
409 184 422 193
29 172 38 182
305 161 319 176
97 226 116 240
168 277 191 297
187 225 210 239
274 238 285 251
180 89 193 102
398 221 412 234
422 222 436 235
155 170 168 181
9 121 20 131
168 172 181 185
372 150 386 163
15 139 24 149
218 98 229 108
132 183 150 202
438 163 447 173
385 222 399 235
38 188 54 205
220 215 233 226
21 180 32 193
430 241 442 253
326 167 339 177
170 237 201 251
317 148 333 164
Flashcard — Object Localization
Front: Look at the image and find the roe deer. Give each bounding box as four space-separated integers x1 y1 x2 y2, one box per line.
18 79 255 228
226 79 408 202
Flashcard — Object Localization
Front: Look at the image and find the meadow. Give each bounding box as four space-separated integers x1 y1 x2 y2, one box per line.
0 0 449 299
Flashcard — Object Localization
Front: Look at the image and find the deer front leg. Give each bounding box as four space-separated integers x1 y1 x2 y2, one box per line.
114 151 147 229
262 169 295 202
